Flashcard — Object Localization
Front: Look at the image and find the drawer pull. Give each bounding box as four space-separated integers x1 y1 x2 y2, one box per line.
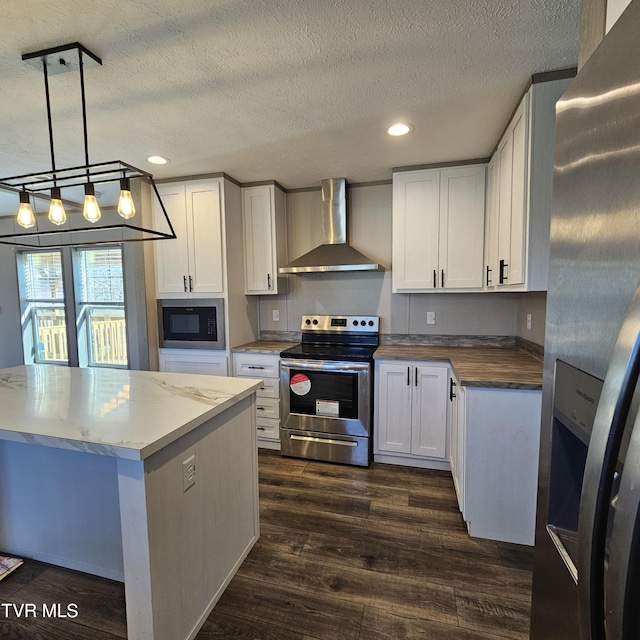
248 365 265 370
290 435 357 447
257 406 266 411
257 426 266 431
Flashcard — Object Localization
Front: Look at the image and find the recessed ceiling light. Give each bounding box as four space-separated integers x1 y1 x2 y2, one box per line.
387 123 414 136
147 155 169 165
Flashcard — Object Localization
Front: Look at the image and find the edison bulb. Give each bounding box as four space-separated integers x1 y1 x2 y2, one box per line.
83 194 101 223
17 192 36 228
118 189 136 219
48 194 66 225
83 183 101 223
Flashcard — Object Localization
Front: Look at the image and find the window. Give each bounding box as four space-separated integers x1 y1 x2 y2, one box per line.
75 248 128 367
17 246 128 368
20 251 68 364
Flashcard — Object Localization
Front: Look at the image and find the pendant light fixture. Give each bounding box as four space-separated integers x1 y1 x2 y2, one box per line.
17 190 36 229
0 42 175 248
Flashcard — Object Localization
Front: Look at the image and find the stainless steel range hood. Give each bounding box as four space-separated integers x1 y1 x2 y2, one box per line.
278 178 385 273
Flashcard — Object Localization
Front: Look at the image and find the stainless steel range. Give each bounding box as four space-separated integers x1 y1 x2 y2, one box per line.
280 315 379 467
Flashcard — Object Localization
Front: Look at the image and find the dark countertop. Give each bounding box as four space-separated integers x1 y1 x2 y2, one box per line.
233 340 543 390
374 345 543 390
232 340 295 355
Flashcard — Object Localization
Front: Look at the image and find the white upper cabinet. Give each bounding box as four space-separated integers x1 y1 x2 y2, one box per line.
486 74 573 291
392 165 485 293
242 184 287 295
154 180 224 297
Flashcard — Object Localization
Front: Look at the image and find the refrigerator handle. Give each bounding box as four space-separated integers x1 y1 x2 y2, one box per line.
606 413 640 639
578 284 640 640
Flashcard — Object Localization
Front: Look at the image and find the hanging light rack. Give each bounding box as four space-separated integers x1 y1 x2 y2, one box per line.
0 42 175 248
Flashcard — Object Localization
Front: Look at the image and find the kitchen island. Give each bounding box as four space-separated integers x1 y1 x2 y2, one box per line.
0 365 261 640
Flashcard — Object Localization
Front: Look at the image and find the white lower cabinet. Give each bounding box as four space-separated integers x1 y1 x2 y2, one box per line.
448 372 465 517
233 351 281 449
158 349 228 376
458 386 542 546
374 360 449 469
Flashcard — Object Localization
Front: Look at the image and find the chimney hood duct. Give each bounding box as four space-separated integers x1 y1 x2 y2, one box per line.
279 178 385 273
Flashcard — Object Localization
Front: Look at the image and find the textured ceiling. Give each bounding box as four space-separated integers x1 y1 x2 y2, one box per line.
0 0 580 190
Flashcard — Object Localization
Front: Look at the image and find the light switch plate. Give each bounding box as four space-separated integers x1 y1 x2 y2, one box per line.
426 311 436 325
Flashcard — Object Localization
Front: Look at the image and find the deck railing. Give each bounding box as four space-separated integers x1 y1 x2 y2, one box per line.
36 312 128 366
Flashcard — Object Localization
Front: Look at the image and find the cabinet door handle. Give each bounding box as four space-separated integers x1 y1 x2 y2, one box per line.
407 366 410 385
433 270 437 288
441 269 445 288
183 275 187 292
189 275 193 291
486 265 492 286
450 378 457 401
415 367 418 386
267 273 272 290
499 259 508 284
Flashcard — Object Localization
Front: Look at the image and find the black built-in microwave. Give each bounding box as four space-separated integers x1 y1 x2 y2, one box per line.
158 299 225 349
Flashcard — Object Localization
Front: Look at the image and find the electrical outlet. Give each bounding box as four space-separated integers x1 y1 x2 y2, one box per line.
426 311 436 325
272 309 280 322
526 313 532 330
182 454 196 492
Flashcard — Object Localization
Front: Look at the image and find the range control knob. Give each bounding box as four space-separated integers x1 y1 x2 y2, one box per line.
305 318 311 325
353 320 359 326
369 320 374 326
312 319 318 325
360 320 366 326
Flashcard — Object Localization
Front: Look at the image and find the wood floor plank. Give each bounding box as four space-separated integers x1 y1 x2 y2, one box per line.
4 565 127 639
237 545 459 626
252 521 310 556
262 501 504 565
301 458 455 490
408 486 462 512
455 589 531 639
0 558 49 599
259 482 371 517
197 610 307 640
368 501 468 532
259 465 410 505
496 542 535 572
359 605 504 640
0 616 125 640
212 573 364 640
301 532 533 602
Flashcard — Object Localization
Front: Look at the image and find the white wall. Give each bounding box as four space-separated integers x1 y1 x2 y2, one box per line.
0 246 24 368
259 182 536 340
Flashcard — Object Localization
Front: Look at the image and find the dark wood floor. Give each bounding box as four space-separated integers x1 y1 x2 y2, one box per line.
0 450 533 639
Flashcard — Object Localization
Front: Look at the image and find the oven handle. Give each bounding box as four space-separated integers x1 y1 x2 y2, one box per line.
280 359 370 373
290 435 357 447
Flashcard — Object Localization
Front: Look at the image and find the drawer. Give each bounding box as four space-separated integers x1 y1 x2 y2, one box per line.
234 352 280 378
257 377 279 399
256 397 280 421
256 417 279 440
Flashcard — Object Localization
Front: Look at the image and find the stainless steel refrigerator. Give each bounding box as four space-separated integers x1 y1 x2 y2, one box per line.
531 1 640 638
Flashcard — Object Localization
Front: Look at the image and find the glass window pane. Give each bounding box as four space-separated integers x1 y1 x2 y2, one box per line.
87 307 128 366
77 248 124 303
33 307 68 363
23 252 64 300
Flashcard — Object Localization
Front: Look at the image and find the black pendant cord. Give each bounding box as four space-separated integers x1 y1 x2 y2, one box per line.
42 55 57 185
78 49 91 177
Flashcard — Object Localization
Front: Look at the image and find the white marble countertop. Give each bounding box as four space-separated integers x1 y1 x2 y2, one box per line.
0 365 261 460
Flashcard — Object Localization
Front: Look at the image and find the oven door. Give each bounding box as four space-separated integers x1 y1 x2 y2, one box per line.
280 358 372 437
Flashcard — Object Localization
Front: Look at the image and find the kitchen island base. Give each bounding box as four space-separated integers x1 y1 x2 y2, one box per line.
0 367 260 640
